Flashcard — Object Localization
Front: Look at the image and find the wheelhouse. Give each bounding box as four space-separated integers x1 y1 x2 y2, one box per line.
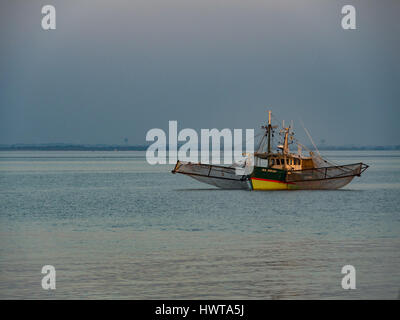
255 153 311 170
269 155 302 170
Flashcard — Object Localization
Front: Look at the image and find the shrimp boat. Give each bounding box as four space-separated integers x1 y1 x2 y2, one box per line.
172 111 368 190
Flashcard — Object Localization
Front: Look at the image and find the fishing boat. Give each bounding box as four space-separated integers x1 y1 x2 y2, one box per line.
172 111 368 190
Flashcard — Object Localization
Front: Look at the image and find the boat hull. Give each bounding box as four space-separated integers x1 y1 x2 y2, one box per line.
250 177 299 190
189 174 251 190
250 175 355 190
173 162 368 191
250 167 294 190
172 161 251 190
250 163 366 190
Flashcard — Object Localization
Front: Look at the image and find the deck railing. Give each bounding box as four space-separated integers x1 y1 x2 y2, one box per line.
286 163 368 182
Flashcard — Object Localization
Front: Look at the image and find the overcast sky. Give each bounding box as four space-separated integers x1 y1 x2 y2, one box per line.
1 0 399 146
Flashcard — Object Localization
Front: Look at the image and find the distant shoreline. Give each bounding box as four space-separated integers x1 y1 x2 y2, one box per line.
0 144 399 151
0 145 148 151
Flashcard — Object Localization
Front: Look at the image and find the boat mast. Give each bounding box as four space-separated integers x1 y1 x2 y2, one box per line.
267 110 272 155
283 128 289 155
281 120 290 170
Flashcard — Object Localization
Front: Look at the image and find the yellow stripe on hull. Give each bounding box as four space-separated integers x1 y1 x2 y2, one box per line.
251 178 299 190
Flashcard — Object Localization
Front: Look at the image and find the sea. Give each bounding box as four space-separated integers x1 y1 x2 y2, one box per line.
0 150 399 299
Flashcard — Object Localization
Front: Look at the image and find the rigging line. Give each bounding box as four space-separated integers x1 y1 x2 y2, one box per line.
299 118 321 157
271 113 281 128
231 129 264 153
228 129 265 168
273 112 313 154
294 138 341 166
294 140 314 156
272 113 341 167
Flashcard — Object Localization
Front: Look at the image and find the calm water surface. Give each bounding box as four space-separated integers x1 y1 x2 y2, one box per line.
0 151 399 299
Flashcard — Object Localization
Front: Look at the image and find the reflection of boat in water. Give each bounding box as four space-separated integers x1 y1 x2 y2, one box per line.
172 111 368 190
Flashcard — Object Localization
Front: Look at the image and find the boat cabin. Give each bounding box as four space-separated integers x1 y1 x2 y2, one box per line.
254 111 316 171
255 153 315 171
269 155 301 170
